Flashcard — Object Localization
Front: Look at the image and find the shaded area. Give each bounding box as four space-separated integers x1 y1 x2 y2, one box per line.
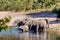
50 20 60 24
26 11 57 18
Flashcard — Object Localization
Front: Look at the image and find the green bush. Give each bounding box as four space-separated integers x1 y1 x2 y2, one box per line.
0 0 60 11
56 9 60 18
51 7 60 18
0 16 11 31
56 35 60 40
51 7 58 13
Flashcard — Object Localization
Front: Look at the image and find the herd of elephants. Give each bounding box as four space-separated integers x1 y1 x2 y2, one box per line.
14 18 49 33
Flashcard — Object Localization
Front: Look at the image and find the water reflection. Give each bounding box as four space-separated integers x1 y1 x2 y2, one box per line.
0 28 55 40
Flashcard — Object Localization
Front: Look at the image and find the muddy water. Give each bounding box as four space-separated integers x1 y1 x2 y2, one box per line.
0 28 57 40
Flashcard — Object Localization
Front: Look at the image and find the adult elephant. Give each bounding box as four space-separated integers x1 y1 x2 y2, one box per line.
27 19 49 33
37 19 49 32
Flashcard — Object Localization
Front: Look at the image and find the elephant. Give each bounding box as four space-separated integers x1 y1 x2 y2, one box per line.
13 19 49 33
13 20 25 27
19 25 29 32
27 19 49 33
14 18 31 27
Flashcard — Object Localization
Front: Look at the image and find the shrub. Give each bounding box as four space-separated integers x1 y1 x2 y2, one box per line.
0 16 11 31
0 0 60 11
56 35 60 40
56 9 60 18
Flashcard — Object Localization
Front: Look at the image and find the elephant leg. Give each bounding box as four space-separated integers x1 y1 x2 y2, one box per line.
41 27 44 32
28 24 32 31
38 27 44 32
30 25 37 33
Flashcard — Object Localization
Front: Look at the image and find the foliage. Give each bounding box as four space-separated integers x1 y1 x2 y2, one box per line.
0 0 60 11
0 16 11 31
56 9 60 18
51 7 58 13
56 35 60 40
52 7 60 18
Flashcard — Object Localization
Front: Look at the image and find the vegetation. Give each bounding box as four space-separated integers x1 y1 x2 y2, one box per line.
56 9 60 18
56 35 60 40
0 16 11 31
52 7 60 19
0 0 60 11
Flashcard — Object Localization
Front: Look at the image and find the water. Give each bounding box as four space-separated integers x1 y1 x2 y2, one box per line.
0 28 57 40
